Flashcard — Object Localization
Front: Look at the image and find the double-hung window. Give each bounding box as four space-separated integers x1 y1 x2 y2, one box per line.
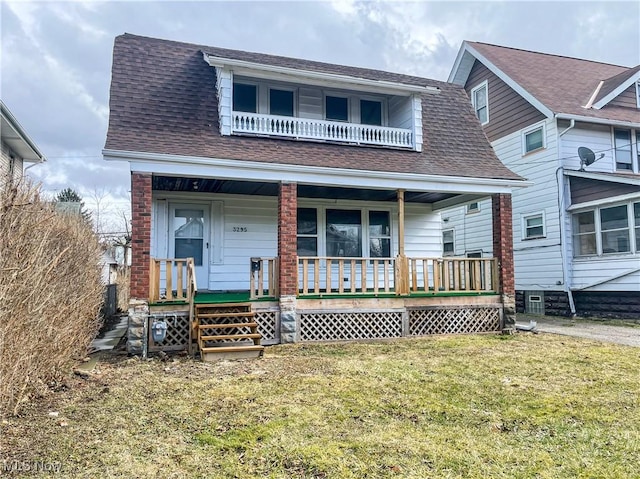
614 129 633 171
471 81 488 124
297 208 318 256
572 202 640 257
523 212 545 239
443 229 455 256
369 211 391 257
635 202 640 251
573 211 596 256
523 124 545 154
600 205 630 254
326 209 362 257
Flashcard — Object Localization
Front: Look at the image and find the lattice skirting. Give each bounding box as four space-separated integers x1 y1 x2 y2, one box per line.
299 310 403 341
254 310 279 345
408 306 501 336
148 313 190 352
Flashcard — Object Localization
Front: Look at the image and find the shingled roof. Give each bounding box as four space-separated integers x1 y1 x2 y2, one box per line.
463 42 640 124
105 33 521 181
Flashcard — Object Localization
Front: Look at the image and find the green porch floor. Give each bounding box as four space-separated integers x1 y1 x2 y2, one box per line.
150 289 495 306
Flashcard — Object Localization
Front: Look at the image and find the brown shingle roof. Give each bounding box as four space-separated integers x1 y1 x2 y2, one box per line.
468 42 640 123
594 64 640 105
105 34 521 181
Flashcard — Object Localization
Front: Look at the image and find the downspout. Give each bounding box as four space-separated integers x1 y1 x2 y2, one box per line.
557 118 577 316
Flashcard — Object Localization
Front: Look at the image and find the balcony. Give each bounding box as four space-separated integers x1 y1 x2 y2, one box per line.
232 112 414 149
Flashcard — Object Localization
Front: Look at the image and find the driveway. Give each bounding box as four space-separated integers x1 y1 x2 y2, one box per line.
516 314 640 348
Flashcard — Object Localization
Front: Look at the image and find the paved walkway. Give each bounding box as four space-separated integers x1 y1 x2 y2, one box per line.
516 314 640 347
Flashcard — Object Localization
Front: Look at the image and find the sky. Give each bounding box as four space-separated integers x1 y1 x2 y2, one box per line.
1 0 639 231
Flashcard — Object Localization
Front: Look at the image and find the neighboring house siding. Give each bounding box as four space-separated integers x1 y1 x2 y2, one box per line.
608 84 637 109
559 123 616 173
1 141 24 185
569 176 640 204
440 199 493 257
465 60 546 142
572 257 640 292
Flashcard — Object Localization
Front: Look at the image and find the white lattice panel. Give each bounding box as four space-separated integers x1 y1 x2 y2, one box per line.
300 311 403 341
255 310 277 342
148 313 190 352
408 307 500 336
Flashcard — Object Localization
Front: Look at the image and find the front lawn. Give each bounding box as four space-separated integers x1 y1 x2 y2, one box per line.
3 334 639 478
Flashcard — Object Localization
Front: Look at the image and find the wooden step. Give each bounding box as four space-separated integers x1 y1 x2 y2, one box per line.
198 322 258 329
200 345 264 354
200 333 261 341
196 311 255 319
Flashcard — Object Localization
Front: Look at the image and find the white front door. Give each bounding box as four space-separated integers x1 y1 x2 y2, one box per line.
169 203 210 288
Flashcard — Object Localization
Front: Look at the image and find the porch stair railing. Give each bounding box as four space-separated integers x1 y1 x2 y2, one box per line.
194 303 264 361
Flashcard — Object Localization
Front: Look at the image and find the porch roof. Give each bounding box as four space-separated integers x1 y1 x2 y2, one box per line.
105 34 523 183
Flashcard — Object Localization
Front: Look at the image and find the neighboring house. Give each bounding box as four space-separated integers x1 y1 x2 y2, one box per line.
1 101 45 187
103 34 526 359
447 41 640 319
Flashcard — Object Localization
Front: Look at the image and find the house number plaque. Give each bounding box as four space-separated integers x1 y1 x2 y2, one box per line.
232 226 248 232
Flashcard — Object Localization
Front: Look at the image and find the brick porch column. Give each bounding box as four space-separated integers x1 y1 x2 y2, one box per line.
130 172 152 301
492 193 516 329
278 182 298 343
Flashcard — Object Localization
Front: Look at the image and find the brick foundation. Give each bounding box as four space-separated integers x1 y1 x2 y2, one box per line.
492 193 515 328
130 172 152 300
573 291 640 320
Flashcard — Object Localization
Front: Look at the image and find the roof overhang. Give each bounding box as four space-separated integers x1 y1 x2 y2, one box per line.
0 101 45 163
203 52 440 97
555 113 640 129
564 169 640 187
448 41 554 118
103 149 530 198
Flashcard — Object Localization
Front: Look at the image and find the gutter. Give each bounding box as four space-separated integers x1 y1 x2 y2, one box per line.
555 113 640 129
0 101 46 164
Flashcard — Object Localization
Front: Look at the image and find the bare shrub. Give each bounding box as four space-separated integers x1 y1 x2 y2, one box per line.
0 180 104 416
116 265 130 312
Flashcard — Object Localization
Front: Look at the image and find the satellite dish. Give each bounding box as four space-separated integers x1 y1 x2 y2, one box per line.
578 147 604 171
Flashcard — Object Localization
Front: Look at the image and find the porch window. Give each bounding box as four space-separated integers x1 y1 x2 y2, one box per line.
443 229 454 256
572 211 596 256
297 208 318 256
326 209 362 257
270 88 294 117
614 129 632 171
369 211 391 257
600 205 629 254
361 100 382 126
326 96 348 122
233 83 257 113
471 81 488 125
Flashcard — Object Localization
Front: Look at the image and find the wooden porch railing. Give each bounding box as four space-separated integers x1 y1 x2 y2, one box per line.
296 256 498 296
298 257 396 295
249 257 279 299
408 257 498 293
149 258 197 303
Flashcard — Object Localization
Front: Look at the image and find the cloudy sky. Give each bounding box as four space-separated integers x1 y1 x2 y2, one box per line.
2 0 639 230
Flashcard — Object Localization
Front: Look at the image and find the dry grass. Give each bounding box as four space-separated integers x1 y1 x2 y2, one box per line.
0 180 104 416
115 265 130 312
1 333 639 478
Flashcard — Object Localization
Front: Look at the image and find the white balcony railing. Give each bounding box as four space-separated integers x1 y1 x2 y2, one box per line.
232 112 414 149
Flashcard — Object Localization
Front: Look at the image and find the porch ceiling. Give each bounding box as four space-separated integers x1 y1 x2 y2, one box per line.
152 176 459 204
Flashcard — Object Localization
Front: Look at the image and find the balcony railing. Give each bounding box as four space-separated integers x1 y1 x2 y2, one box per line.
232 112 414 149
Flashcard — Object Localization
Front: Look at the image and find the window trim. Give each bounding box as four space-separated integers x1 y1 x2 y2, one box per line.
522 121 546 155
470 81 489 125
521 211 546 240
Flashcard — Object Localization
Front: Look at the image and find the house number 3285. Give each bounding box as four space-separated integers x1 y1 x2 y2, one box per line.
233 226 248 232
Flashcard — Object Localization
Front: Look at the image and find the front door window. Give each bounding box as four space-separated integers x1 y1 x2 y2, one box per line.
174 208 205 265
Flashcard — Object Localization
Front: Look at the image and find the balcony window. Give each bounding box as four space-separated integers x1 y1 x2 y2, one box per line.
614 129 632 171
270 88 294 117
233 83 257 113
326 96 348 122
369 211 391 257
361 100 382 126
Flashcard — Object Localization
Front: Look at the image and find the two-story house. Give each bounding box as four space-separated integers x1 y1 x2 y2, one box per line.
447 41 640 319
1 101 45 188
103 34 527 359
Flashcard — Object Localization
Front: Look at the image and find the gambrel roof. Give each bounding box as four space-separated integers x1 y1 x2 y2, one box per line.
449 41 640 125
105 34 521 182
